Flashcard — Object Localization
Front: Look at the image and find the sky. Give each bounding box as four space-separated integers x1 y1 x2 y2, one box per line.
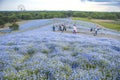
0 0 120 12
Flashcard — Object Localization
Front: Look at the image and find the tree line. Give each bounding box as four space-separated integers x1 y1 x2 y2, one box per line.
0 11 120 27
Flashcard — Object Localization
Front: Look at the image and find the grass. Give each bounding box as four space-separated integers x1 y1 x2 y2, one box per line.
73 17 91 22
63 46 70 50
14 47 19 51
71 52 78 57
42 49 49 54
97 22 120 31
7 42 16 46
72 17 120 31
27 48 35 56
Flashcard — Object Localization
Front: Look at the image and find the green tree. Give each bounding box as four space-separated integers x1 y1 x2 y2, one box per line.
0 19 5 28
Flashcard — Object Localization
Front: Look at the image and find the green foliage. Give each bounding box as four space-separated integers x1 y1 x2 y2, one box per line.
14 47 19 51
27 48 35 56
0 11 119 22
60 64 72 79
0 18 5 28
7 42 16 46
20 55 30 63
73 17 120 31
0 11 120 31
9 23 19 30
0 19 5 25
21 14 32 20
8 15 17 22
97 22 120 31
42 49 49 54
73 17 91 22
71 52 78 56
85 63 96 69
73 12 120 20
63 46 70 50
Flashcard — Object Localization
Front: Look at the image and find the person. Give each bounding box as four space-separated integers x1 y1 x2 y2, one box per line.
60 25 64 32
53 25 55 31
90 28 93 32
58 25 62 31
73 25 77 34
94 28 98 36
62 24 66 32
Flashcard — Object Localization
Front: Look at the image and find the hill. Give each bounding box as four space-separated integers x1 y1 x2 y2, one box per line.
0 18 120 80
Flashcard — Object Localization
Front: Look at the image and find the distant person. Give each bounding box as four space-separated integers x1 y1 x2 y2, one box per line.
53 25 55 31
62 24 67 32
94 28 98 36
61 25 63 32
90 28 93 32
73 25 77 34
58 25 62 31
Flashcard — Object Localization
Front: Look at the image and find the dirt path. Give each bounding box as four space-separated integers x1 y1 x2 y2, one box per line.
56 30 120 40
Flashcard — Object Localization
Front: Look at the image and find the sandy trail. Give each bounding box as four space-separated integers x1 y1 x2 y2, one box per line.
56 30 120 40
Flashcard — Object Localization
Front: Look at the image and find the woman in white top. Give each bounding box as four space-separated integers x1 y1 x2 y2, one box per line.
73 25 77 34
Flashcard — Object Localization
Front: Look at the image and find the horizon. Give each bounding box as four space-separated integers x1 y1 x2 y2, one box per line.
0 10 120 13
0 0 120 12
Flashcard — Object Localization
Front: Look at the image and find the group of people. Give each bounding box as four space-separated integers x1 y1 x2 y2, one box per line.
52 24 67 32
90 27 101 36
53 23 101 36
52 24 77 34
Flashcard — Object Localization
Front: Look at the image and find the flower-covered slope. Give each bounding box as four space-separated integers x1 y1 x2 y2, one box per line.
0 19 120 80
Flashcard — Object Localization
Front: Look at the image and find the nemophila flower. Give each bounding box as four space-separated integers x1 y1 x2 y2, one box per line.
0 19 120 79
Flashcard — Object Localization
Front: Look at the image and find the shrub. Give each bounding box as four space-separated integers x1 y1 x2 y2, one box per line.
0 20 5 25
9 23 19 30
0 20 5 28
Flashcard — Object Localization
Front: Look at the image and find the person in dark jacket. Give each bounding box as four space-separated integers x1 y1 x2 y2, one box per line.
53 25 55 31
62 24 66 32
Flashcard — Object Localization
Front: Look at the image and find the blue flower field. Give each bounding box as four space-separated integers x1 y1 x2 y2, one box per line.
0 18 120 80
